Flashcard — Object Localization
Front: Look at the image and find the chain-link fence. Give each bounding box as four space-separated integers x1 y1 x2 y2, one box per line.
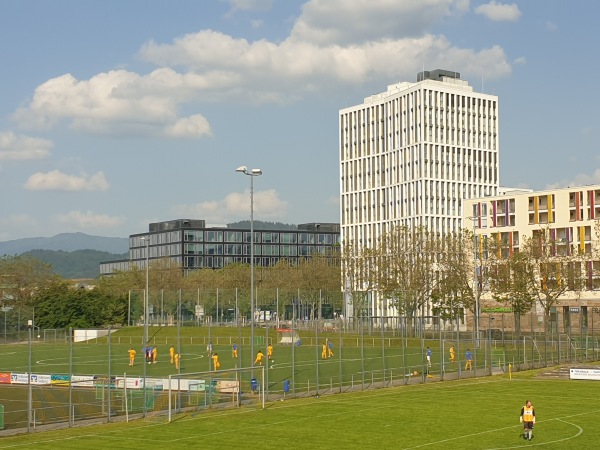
1 289 598 433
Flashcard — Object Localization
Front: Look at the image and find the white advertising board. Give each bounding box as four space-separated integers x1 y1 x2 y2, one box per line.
570 368 600 381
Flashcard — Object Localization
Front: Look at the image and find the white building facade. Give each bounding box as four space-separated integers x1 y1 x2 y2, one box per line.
466 185 600 308
467 185 600 266
339 70 500 319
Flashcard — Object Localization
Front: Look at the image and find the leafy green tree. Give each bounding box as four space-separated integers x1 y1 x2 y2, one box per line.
431 230 474 331
0 255 58 321
524 229 584 338
487 248 537 339
294 252 342 321
374 226 439 336
33 281 127 328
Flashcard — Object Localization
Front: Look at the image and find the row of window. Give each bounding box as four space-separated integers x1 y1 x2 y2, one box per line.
184 256 305 269
184 244 332 257
182 230 337 245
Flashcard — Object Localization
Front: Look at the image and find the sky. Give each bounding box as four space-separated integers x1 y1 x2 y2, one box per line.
1 0 599 240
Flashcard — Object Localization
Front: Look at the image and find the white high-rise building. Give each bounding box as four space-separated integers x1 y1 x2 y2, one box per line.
340 69 499 245
339 69 500 318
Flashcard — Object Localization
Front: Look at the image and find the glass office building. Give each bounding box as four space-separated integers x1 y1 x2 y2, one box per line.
100 219 340 276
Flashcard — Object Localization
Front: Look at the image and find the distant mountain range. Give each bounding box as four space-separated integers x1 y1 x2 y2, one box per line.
0 224 298 279
0 232 129 255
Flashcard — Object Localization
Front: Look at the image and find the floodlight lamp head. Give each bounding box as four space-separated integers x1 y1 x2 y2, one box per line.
236 165 248 174
251 168 262 175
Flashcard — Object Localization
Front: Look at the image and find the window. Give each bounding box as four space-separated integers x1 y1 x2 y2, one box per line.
184 230 203 242
262 233 279 244
281 245 297 256
185 243 203 255
299 233 314 244
280 233 297 244
205 244 223 255
262 245 279 256
225 231 242 242
225 244 242 255
205 231 223 242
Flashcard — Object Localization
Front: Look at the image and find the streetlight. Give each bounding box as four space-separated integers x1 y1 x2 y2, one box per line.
236 165 262 372
141 235 150 416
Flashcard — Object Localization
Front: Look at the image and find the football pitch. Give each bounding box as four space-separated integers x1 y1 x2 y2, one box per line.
0 372 598 449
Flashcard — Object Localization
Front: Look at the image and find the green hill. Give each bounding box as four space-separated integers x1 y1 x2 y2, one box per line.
22 249 128 279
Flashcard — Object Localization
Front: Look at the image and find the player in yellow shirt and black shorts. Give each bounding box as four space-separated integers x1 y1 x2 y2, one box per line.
520 400 536 440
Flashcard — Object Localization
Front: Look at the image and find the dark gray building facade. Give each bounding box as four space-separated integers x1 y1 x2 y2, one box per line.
100 219 340 275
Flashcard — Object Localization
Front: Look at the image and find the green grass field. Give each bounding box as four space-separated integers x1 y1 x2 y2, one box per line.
1 326 516 381
0 371 598 449
1 326 592 446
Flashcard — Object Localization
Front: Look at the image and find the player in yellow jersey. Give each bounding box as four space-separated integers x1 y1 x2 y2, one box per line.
267 343 273 360
322 342 327 359
254 350 264 366
128 348 136 366
169 345 175 364
212 353 221 370
174 352 180 370
152 346 158 364
520 400 536 440
449 345 455 362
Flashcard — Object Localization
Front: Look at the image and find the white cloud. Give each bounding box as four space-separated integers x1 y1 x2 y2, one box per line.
165 114 213 138
56 211 124 228
475 1 521 22
140 31 511 90
24 170 110 191
0 214 37 240
513 56 526 65
13 69 220 137
223 0 273 14
250 19 264 29
327 195 340 207
0 131 53 161
569 170 600 186
172 189 288 223
14 0 513 134
544 170 600 190
290 0 469 45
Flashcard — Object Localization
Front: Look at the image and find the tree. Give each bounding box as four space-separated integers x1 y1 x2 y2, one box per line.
432 229 475 331
487 247 537 338
374 226 439 336
33 281 127 328
341 240 378 329
524 229 584 337
0 255 58 321
292 252 342 321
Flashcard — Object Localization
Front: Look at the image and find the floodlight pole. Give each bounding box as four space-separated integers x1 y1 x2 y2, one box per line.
141 236 150 416
236 165 262 375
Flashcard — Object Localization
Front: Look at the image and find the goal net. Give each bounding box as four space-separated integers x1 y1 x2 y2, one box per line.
277 328 300 345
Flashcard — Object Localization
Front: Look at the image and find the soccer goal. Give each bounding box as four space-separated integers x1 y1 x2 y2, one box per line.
277 328 300 345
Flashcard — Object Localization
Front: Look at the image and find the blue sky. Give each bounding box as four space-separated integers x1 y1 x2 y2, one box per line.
1 0 599 240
